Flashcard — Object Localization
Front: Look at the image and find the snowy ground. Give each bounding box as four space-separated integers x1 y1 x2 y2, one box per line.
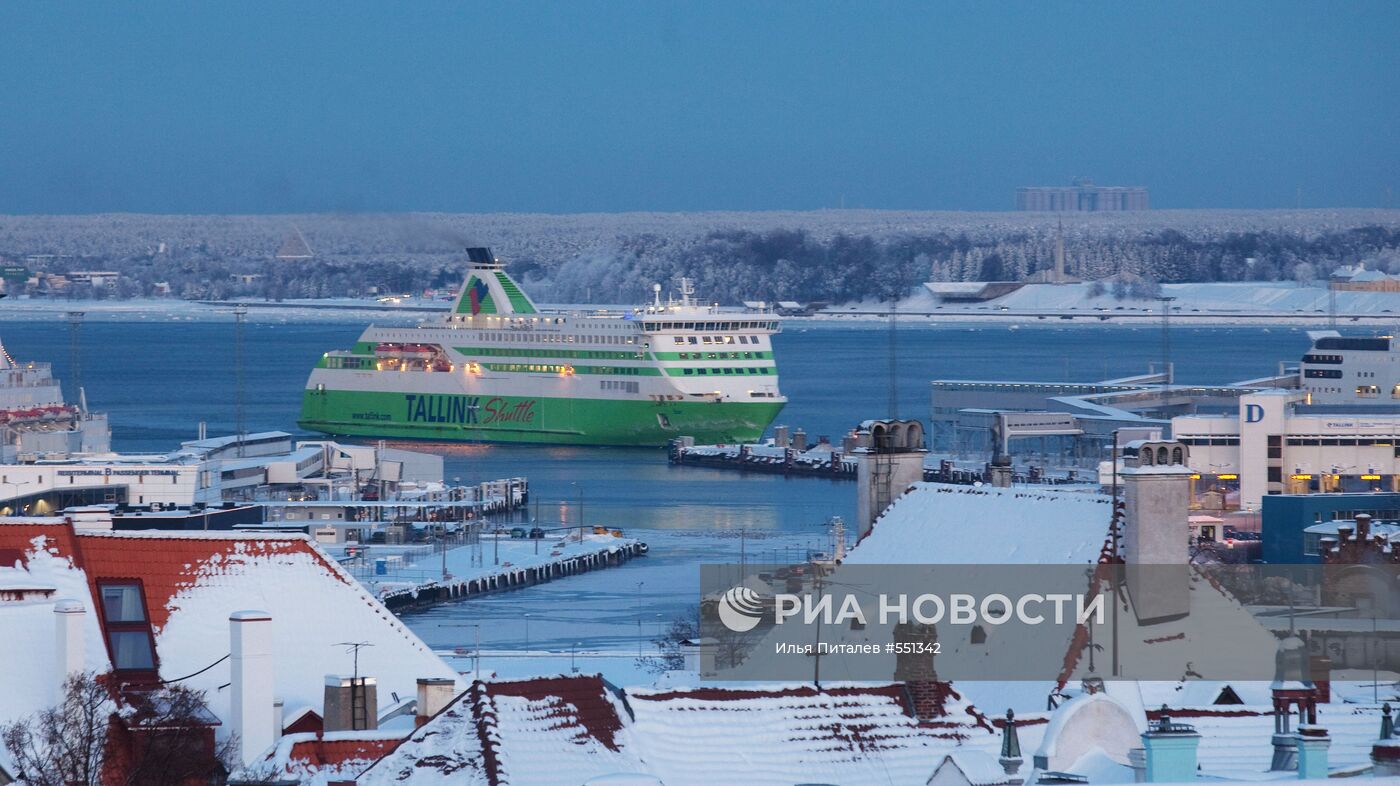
826 280 1400 325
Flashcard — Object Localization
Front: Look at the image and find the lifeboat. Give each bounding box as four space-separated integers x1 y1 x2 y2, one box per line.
374 342 404 355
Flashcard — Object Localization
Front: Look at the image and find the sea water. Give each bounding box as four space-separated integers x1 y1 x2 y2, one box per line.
0 314 1316 655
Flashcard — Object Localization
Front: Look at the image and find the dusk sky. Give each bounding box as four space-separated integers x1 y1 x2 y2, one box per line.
1 1 1397 214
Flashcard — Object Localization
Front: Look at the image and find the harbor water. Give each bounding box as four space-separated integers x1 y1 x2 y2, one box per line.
0 313 1320 654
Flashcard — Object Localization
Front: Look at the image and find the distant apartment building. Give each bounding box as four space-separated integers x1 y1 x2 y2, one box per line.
1016 179 1149 211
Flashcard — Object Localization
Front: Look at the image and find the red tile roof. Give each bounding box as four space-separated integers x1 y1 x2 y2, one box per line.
0 521 347 633
285 735 402 770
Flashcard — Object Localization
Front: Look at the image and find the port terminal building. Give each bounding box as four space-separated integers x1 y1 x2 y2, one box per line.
1172 389 1400 510
0 431 443 515
930 366 1296 469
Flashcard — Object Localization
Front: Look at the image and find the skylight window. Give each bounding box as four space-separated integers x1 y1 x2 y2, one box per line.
97 580 158 674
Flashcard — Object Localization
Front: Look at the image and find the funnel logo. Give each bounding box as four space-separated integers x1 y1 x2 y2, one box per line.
717 586 765 632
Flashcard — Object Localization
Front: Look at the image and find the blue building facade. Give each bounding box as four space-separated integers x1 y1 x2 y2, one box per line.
1261 492 1400 563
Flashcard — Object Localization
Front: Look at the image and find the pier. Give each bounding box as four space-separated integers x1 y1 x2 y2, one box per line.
670 436 1087 487
345 529 648 613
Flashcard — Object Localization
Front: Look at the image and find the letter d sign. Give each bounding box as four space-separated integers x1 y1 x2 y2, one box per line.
1244 404 1264 423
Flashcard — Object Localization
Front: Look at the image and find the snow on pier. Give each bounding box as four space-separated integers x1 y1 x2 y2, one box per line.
349 530 646 612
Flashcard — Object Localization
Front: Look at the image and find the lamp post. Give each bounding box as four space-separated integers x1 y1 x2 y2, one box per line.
523 613 531 652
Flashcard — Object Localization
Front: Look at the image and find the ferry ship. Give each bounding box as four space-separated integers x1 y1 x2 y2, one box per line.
1299 330 1400 406
0 340 110 461
298 248 786 446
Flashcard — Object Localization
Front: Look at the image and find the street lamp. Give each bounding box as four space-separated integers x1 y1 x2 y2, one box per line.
571 641 581 673
523 613 531 652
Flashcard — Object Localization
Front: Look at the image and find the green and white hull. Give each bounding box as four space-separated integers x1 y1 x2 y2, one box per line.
298 248 786 447
299 389 783 446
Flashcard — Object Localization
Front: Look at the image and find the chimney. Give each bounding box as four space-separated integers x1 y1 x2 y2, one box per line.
893 621 943 721
855 420 927 539
1121 440 1192 622
53 599 85 695
415 678 455 727
1293 725 1329 780
1270 634 1317 771
229 610 275 766
1355 513 1372 541
324 675 378 732
773 425 790 449
273 698 284 741
1140 710 1200 783
791 429 807 451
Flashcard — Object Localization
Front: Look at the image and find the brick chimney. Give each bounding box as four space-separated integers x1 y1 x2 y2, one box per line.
229 610 275 766
892 621 943 721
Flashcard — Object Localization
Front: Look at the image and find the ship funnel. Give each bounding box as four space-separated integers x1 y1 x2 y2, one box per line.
449 246 539 318
466 247 499 267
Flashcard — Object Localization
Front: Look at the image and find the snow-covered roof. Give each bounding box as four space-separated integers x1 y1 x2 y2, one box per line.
0 519 459 762
361 676 994 786
254 730 404 785
845 483 1114 565
933 750 1015 785
359 674 639 786
630 682 989 786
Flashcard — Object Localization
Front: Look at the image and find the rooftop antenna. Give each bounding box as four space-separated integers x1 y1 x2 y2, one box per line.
233 305 248 457
652 283 662 309
66 311 84 410
335 641 375 730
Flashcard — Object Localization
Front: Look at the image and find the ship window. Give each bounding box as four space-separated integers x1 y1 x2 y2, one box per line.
674 337 685 345
698 369 707 375
687 337 697 345
684 368 694 375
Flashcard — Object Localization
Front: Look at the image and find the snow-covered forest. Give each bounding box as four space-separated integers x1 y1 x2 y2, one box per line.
1 210 1398 304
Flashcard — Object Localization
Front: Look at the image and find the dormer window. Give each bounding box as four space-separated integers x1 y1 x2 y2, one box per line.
97 580 158 674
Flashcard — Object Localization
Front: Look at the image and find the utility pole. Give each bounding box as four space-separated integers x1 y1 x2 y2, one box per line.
887 299 899 419
233 305 248 457
66 311 84 405
1157 296 1175 402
